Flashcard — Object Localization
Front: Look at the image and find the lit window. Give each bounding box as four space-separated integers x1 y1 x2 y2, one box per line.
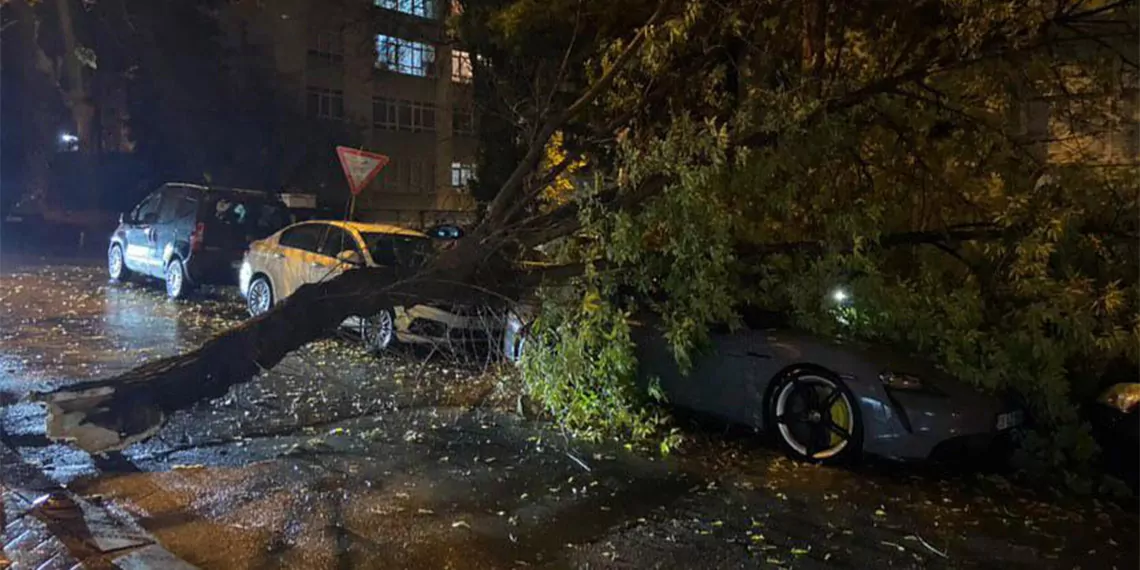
374 0 436 20
375 35 436 77
451 162 475 188
453 106 474 135
451 50 472 83
306 88 344 120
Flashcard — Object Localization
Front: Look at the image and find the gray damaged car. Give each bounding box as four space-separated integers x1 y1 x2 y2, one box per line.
503 310 1024 465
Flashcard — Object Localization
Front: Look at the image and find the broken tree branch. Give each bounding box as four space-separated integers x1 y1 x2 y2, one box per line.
483 0 669 227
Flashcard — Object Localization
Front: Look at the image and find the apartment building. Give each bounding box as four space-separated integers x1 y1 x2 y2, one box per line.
224 0 478 227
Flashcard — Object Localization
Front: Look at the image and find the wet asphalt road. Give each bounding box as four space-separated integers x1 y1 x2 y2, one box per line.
0 256 1137 570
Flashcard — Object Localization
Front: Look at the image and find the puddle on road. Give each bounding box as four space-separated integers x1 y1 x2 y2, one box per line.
70 447 692 570
0 265 243 392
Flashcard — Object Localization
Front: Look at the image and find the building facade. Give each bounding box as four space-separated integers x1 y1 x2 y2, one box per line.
224 0 478 227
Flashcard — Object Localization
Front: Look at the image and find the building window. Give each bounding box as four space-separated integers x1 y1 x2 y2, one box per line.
373 98 435 132
452 50 472 83
375 35 435 77
374 0 436 19
378 159 434 193
307 88 344 120
373 97 398 129
451 162 475 188
453 106 474 135
308 29 343 65
409 160 434 192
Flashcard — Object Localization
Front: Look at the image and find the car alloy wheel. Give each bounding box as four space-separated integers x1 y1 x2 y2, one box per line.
771 372 861 464
247 276 273 316
362 310 395 353
108 245 128 281
165 260 187 299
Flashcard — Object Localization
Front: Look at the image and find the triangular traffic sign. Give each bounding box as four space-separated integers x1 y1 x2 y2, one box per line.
336 146 390 195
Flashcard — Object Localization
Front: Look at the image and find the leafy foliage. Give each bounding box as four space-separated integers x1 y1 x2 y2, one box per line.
464 0 1139 470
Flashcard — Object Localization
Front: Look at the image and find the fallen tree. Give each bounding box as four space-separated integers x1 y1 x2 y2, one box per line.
34 0 1139 467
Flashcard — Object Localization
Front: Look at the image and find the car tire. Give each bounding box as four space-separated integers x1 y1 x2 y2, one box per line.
361 310 397 354
767 369 863 465
247 275 274 317
108 244 132 282
164 259 191 299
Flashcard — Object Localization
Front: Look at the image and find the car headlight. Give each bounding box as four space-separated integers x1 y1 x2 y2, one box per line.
879 371 944 396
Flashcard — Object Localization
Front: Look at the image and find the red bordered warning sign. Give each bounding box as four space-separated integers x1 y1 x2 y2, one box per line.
336 146 390 195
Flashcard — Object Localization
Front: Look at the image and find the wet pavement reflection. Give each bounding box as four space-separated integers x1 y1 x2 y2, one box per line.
1 260 1137 569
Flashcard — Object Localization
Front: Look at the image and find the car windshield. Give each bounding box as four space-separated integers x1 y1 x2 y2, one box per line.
361 232 433 268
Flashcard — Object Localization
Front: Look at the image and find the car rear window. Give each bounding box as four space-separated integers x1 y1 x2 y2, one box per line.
203 193 291 240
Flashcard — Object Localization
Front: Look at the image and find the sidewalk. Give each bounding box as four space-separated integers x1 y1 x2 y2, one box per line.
1 442 195 569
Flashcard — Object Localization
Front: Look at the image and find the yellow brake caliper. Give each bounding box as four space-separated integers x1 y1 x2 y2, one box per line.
828 394 850 446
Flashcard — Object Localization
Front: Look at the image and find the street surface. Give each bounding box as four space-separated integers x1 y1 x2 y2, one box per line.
1 256 1136 569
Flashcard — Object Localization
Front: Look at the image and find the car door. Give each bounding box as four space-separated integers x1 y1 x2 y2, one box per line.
154 187 197 270
272 223 326 299
123 191 165 277
309 225 361 284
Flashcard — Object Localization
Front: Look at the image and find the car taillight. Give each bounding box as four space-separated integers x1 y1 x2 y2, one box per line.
190 222 205 252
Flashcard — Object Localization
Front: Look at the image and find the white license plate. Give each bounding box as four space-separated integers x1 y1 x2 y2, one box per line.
996 410 1024 430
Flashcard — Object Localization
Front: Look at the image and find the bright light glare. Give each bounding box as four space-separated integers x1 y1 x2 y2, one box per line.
60 133 78 143
832 288 849 303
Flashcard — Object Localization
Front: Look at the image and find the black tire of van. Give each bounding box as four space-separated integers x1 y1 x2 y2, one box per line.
108 244 133 282
165 258 192 299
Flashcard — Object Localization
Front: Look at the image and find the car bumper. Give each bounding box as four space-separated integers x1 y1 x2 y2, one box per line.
863 387 1023 461
928 429 1017 464
341 305 503 348
185 252 243 286
398 314 501 348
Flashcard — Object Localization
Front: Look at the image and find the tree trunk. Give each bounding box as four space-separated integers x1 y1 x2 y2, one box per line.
8 0 63 211
34 254 500 453
56 0 96 150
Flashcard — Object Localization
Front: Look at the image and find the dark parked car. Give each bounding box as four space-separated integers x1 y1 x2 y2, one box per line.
503 308 1024 465
108 183 291 298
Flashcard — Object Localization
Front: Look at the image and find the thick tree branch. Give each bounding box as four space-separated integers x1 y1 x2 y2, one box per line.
483 0 668 227
34 267 481 452
735 222 1138 260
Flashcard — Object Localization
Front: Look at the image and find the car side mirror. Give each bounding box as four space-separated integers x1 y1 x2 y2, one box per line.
337 250 364 266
